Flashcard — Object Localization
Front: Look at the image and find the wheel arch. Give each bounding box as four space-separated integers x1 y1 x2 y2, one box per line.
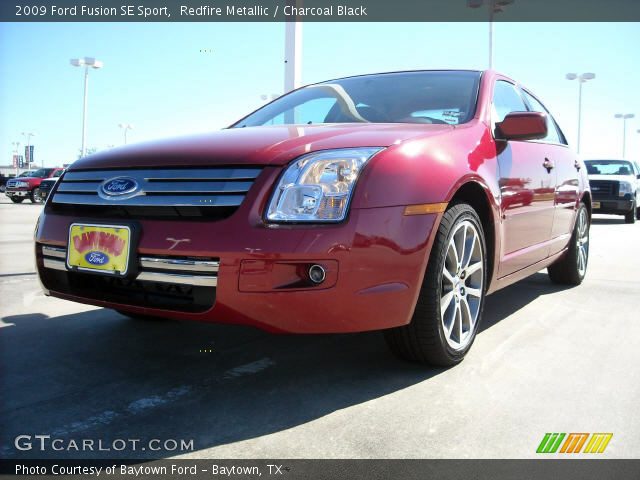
447 180 497 289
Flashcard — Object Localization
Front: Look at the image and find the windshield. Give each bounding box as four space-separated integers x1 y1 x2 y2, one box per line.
232 71 481 128
585 160 634 176
24 168 53 178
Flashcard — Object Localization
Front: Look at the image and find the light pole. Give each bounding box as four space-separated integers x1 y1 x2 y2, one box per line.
614 113 635 158
565 73 595 154
11 141 20 175
467 0 515 69
70 57 104 157
21 132 35 170
284 21 302 94
118 123 133 145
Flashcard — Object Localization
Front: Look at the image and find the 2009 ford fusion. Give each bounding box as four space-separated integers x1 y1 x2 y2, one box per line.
35 70 591 366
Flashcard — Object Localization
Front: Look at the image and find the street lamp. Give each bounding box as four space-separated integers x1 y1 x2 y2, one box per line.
565 73 595 154
21 132 35 170
467 0 515 69
70 57 104 157
614 113 635 158
118 123 133 145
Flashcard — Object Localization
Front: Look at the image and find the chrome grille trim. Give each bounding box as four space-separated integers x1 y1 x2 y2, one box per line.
51 193 246 207
43 257 66 271
140 257 219 273
40 246 218 287
53 168 262 208
42 245 66 259
137 271 217 287
63 168 262 181
57 181 254 194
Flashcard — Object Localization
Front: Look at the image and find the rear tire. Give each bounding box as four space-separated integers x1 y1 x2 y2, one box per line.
10 197 24 204
384 203 487 366
548 203 590 285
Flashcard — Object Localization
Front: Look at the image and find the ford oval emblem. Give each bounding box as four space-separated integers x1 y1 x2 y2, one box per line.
85 251 110 266
101 177 139 197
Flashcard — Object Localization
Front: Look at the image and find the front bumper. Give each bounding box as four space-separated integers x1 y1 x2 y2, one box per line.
35 170 440 333
5 189 30 198
592 197 633 215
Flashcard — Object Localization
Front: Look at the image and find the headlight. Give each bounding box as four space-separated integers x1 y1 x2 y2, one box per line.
266 147 384 223
619 181 633 196
16 181 29 188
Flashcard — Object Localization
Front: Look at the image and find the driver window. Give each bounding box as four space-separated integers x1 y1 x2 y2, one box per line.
492 81 528 132
521 90 563 144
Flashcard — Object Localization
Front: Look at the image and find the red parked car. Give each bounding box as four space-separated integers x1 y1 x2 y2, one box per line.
5 168 64 203
35 70 591 366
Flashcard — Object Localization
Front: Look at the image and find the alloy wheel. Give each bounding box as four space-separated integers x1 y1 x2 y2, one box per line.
440 220 484 351
576 207 589 276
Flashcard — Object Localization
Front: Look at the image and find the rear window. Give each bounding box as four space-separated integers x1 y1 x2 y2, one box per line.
232 71 481 127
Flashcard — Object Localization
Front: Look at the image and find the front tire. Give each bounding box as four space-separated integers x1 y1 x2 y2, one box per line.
30 190 42 204
10 197 24 204
384 203 487 366
625 199 637 224
548 203 590 285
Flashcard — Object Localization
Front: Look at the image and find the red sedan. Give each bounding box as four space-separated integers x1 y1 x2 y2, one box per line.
35 70 591 366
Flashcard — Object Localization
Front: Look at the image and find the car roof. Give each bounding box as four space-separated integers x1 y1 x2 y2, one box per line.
313 69 484 85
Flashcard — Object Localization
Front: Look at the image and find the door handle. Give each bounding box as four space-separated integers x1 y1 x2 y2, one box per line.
543 158 554 173
574 159 581 171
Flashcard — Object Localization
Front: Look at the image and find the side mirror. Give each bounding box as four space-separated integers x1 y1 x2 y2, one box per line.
495 111 548 141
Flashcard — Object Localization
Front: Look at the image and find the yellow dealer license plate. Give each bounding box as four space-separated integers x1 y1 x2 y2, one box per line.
592 201 601 209
67 224 132 275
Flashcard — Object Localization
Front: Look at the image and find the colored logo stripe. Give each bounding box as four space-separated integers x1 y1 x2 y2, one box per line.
536 433 613 454
560 433 589 453
583 433 613 454
536 433 565 453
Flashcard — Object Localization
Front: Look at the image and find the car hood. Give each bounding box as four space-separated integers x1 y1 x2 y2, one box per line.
11 176 42 184
70 123 453 170
588 174 637 183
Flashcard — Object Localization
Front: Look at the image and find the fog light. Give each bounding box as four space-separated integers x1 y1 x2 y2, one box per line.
308 264 326 284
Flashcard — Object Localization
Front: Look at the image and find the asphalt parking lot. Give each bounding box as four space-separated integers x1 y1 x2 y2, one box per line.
0 196 639 460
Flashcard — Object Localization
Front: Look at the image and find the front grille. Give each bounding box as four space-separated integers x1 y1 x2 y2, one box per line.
7 180 18 188
49 167 262 220
39 182 55 193
589 180 618 198
38 244 218 313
